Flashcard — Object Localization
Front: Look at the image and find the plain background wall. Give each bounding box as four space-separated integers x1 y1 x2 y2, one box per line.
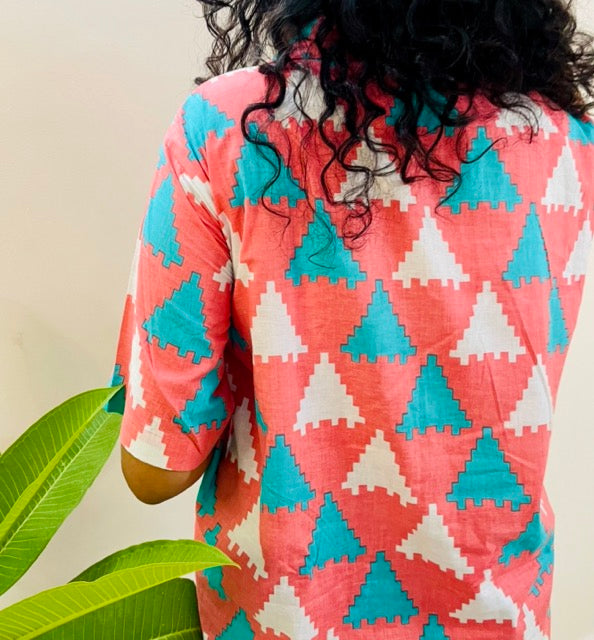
1 0 592 636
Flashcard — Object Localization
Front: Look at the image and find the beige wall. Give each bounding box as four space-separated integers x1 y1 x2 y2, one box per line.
1 1 593 636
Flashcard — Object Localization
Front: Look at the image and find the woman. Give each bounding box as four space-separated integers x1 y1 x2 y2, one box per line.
111 1 594 637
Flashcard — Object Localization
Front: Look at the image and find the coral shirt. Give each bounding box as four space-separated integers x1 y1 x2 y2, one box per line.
110 61 594 639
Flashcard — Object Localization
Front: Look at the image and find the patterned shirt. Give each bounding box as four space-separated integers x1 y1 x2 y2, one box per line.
110 53 594 639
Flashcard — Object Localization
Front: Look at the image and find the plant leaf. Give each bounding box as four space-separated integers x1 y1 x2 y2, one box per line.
0 539 235 639
0 387 122 595
39 579 202 639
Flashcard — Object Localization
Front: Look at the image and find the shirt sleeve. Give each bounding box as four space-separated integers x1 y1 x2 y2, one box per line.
109 91 234 471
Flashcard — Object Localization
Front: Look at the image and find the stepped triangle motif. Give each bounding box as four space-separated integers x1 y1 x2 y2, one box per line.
531 533 554 597
182 93 235 163
447 427 531 511
126 417 168 469
387 91 457 136
450 281 526 364
548 279 569 354
396 504 474 579
227 497 268 579
338 141 417 211
419 614 452 640
541 142 584 214
522 604 549 640
341 279 417 364
568 113 594 145
197 445 223 516
228 398 259 483
142 272 213 365
215 609 255 640
563 218 593 283
219 212 254 289
504 355 552 435
342 429 418 505
174 361 228 433
230 123 306 208
499 512 548 567
443 127 522 214
129 327 146 410
502 205 551 288
142 174 184 268
344 551 419 628
203 524 226 600
494 97 559 140
261 434 315 513
395 355 472 441
450 570 520 626
393 207 470 289
254 576 318 640
250 281 308 363
285 199 367 289
294 353 364 435
300 492 366 576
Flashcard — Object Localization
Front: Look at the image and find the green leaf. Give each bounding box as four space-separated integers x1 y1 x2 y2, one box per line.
0 387 122 595
39 579 202 639
0 539 235 639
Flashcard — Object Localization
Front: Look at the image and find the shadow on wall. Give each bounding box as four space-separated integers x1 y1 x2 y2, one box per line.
0 297 103 449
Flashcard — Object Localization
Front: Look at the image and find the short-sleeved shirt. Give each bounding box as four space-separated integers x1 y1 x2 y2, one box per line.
110 53 594 639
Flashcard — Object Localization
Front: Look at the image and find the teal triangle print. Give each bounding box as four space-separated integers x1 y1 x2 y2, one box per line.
255 400 268 433
215 609 255 640
183 93 235 163
447 427 531 511
261 435 315 514
341 280 417 364
568 114 594 145
499 512 547 567
204 524 227 600
300 492 366 576
106 365 125 415
143 272 213 364
286 199 367 289
231 123 306 207
420 614 452 640
502 205 551 288
531 534 554 597
197 445 223 516
142 174 184 268
444 127 522 214
387 92 457 136
395 355 471 440
174 362 228 433
344 551 419 628
548 278 569 353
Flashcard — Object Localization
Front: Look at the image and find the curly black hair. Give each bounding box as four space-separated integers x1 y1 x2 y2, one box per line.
196 0 594 239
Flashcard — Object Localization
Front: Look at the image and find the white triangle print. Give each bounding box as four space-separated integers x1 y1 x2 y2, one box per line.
522 604 549 640
342 430 417 505
450 570 520 626
542 143 584 214
251 281 308 364
450 281 526 365
504 355 553 435
127 238 141 303
229 398 260 483
180 172 217 218
326 630 340 640
227 497 268 580
339 141 417 210
130 326 146 410
494 97 558 141
213 259 233 292
275 70 344 131
219 213 254 287
393 207 470 289
294 353 364 434
127 417 169 468
536 109 559 140
396 504 474 579
563 218 593 283
254 576 318 640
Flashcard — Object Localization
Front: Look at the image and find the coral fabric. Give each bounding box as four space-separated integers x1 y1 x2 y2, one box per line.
110 60 594 639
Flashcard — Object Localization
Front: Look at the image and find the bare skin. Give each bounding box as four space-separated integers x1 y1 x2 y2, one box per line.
121 446 212 504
